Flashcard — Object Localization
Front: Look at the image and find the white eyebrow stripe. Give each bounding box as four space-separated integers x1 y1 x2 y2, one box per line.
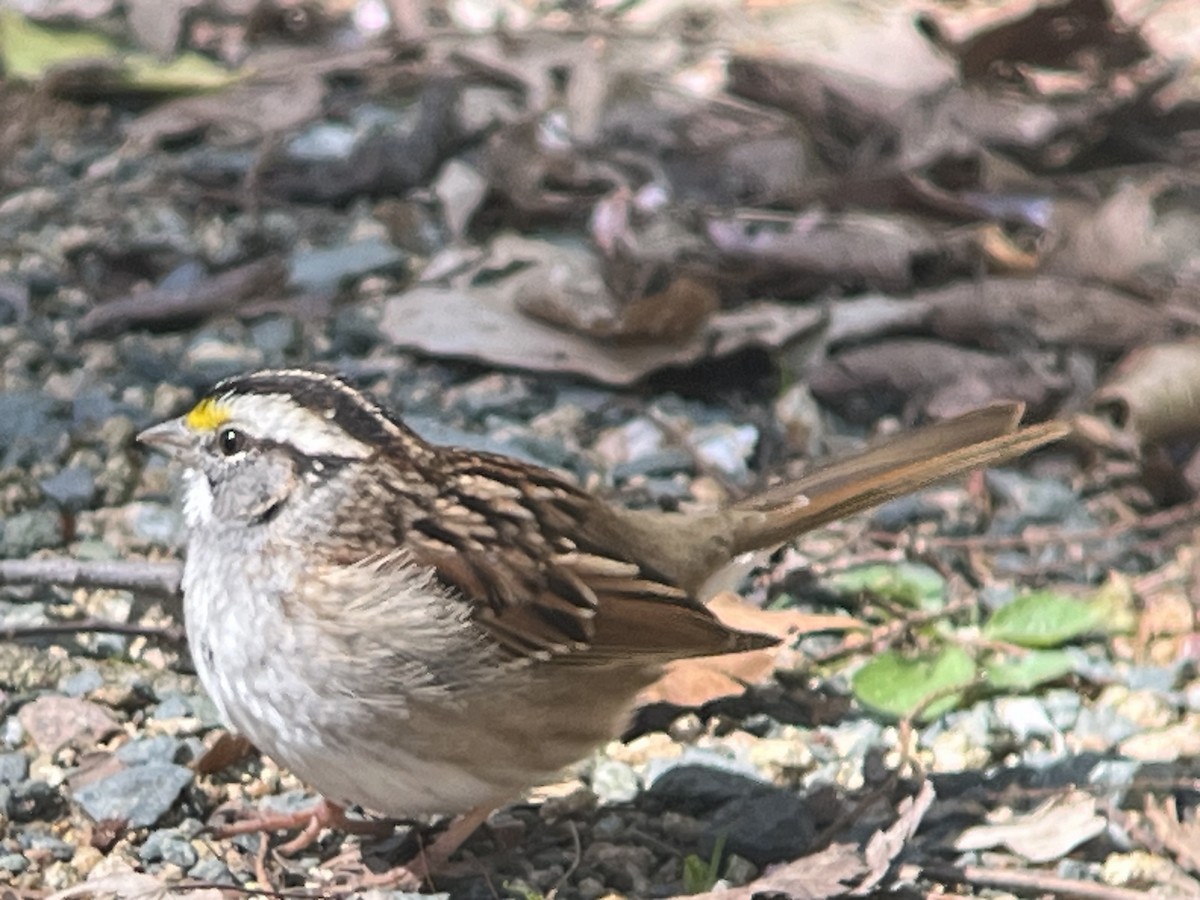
225 393 374 459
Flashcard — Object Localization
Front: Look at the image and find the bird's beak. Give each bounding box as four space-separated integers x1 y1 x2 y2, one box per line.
136 418 194 458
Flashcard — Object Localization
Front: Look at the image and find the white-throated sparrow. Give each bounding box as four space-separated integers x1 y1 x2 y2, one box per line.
137 369 1068 882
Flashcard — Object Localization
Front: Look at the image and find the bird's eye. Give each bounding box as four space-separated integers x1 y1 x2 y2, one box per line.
218 428 246 456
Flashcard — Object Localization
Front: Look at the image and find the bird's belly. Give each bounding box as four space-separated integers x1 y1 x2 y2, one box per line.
182 541 660 818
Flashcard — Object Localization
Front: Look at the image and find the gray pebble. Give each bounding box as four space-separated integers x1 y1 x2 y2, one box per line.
140 829 199 868
39 466 96 511
59 668 104 697
0 752 29 785
117 735 185 766
73 763 193 827
0 853 29 873
187 857 236 884
20 832 74 860
288 238 406 293
150 693 193 719
249 316 300 362
0 508 63 558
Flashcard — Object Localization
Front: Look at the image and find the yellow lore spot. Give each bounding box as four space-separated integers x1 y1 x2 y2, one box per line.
184 397 231 432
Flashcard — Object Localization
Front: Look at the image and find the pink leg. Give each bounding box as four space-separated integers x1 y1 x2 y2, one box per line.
354 804 494 890
213 797 394 854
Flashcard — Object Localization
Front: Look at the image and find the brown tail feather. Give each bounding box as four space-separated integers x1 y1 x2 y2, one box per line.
726 410 1071 556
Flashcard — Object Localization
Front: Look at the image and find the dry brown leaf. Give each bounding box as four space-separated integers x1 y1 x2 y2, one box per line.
638 592 863 706
380 286 822 387
192 730 255 775
687 842 867 900
955 790 1106 862
1143 795 1200 874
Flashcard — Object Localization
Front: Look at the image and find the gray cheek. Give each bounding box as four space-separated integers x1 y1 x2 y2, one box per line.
212 455 297 521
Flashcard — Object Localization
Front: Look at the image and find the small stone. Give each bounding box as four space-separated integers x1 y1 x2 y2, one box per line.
117 735 185 766
592 813 627 841
140 829 199 868
187 857 235 884
1 507 64 557
703 790 815 866
590 759 640 805
8 779 65 822
0 853 29 873
722 853 758 886
538 786 597 822
73 763 193 827
18 696 118 754
248 316 300 361
21 832 74 861
581 842 654 894
288 238 407 293
643 764 770 816
0 751 29 785
150 693 193 720
39 466 96 511
59 668 104 697
576 876 606 900
688 422 758 481
993 697 1057 741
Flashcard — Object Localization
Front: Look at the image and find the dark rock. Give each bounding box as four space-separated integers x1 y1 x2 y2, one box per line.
871 494 946 531
642 762 771 816
702 790 816 866
73 763 193 827
8 779 66 822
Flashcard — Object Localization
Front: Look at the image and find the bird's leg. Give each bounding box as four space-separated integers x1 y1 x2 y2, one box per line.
355 804 494 890
212 797 394 853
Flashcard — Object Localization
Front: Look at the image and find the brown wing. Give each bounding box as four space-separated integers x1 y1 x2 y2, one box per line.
399 450 774 662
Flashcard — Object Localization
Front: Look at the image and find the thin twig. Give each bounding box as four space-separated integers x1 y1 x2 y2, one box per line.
0 558 182 595
0 618 185 643
910 862 1162 900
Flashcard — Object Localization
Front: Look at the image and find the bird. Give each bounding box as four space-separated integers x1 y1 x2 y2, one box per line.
136 368 1068 884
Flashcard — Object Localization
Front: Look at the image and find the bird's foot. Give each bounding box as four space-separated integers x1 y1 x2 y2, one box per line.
211 797 395 854
339 804 494 891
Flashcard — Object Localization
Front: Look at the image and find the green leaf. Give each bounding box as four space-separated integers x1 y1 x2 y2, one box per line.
851 646 976 721
0 10 240 92
0 9 114 81
983 649 1075 691
827 562 946 610
983 590 1102 648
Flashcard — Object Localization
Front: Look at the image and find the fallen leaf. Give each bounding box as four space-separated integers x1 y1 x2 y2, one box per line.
854 781 937 894
380 285 822 387
639 592 862 706
955 790 1106 862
